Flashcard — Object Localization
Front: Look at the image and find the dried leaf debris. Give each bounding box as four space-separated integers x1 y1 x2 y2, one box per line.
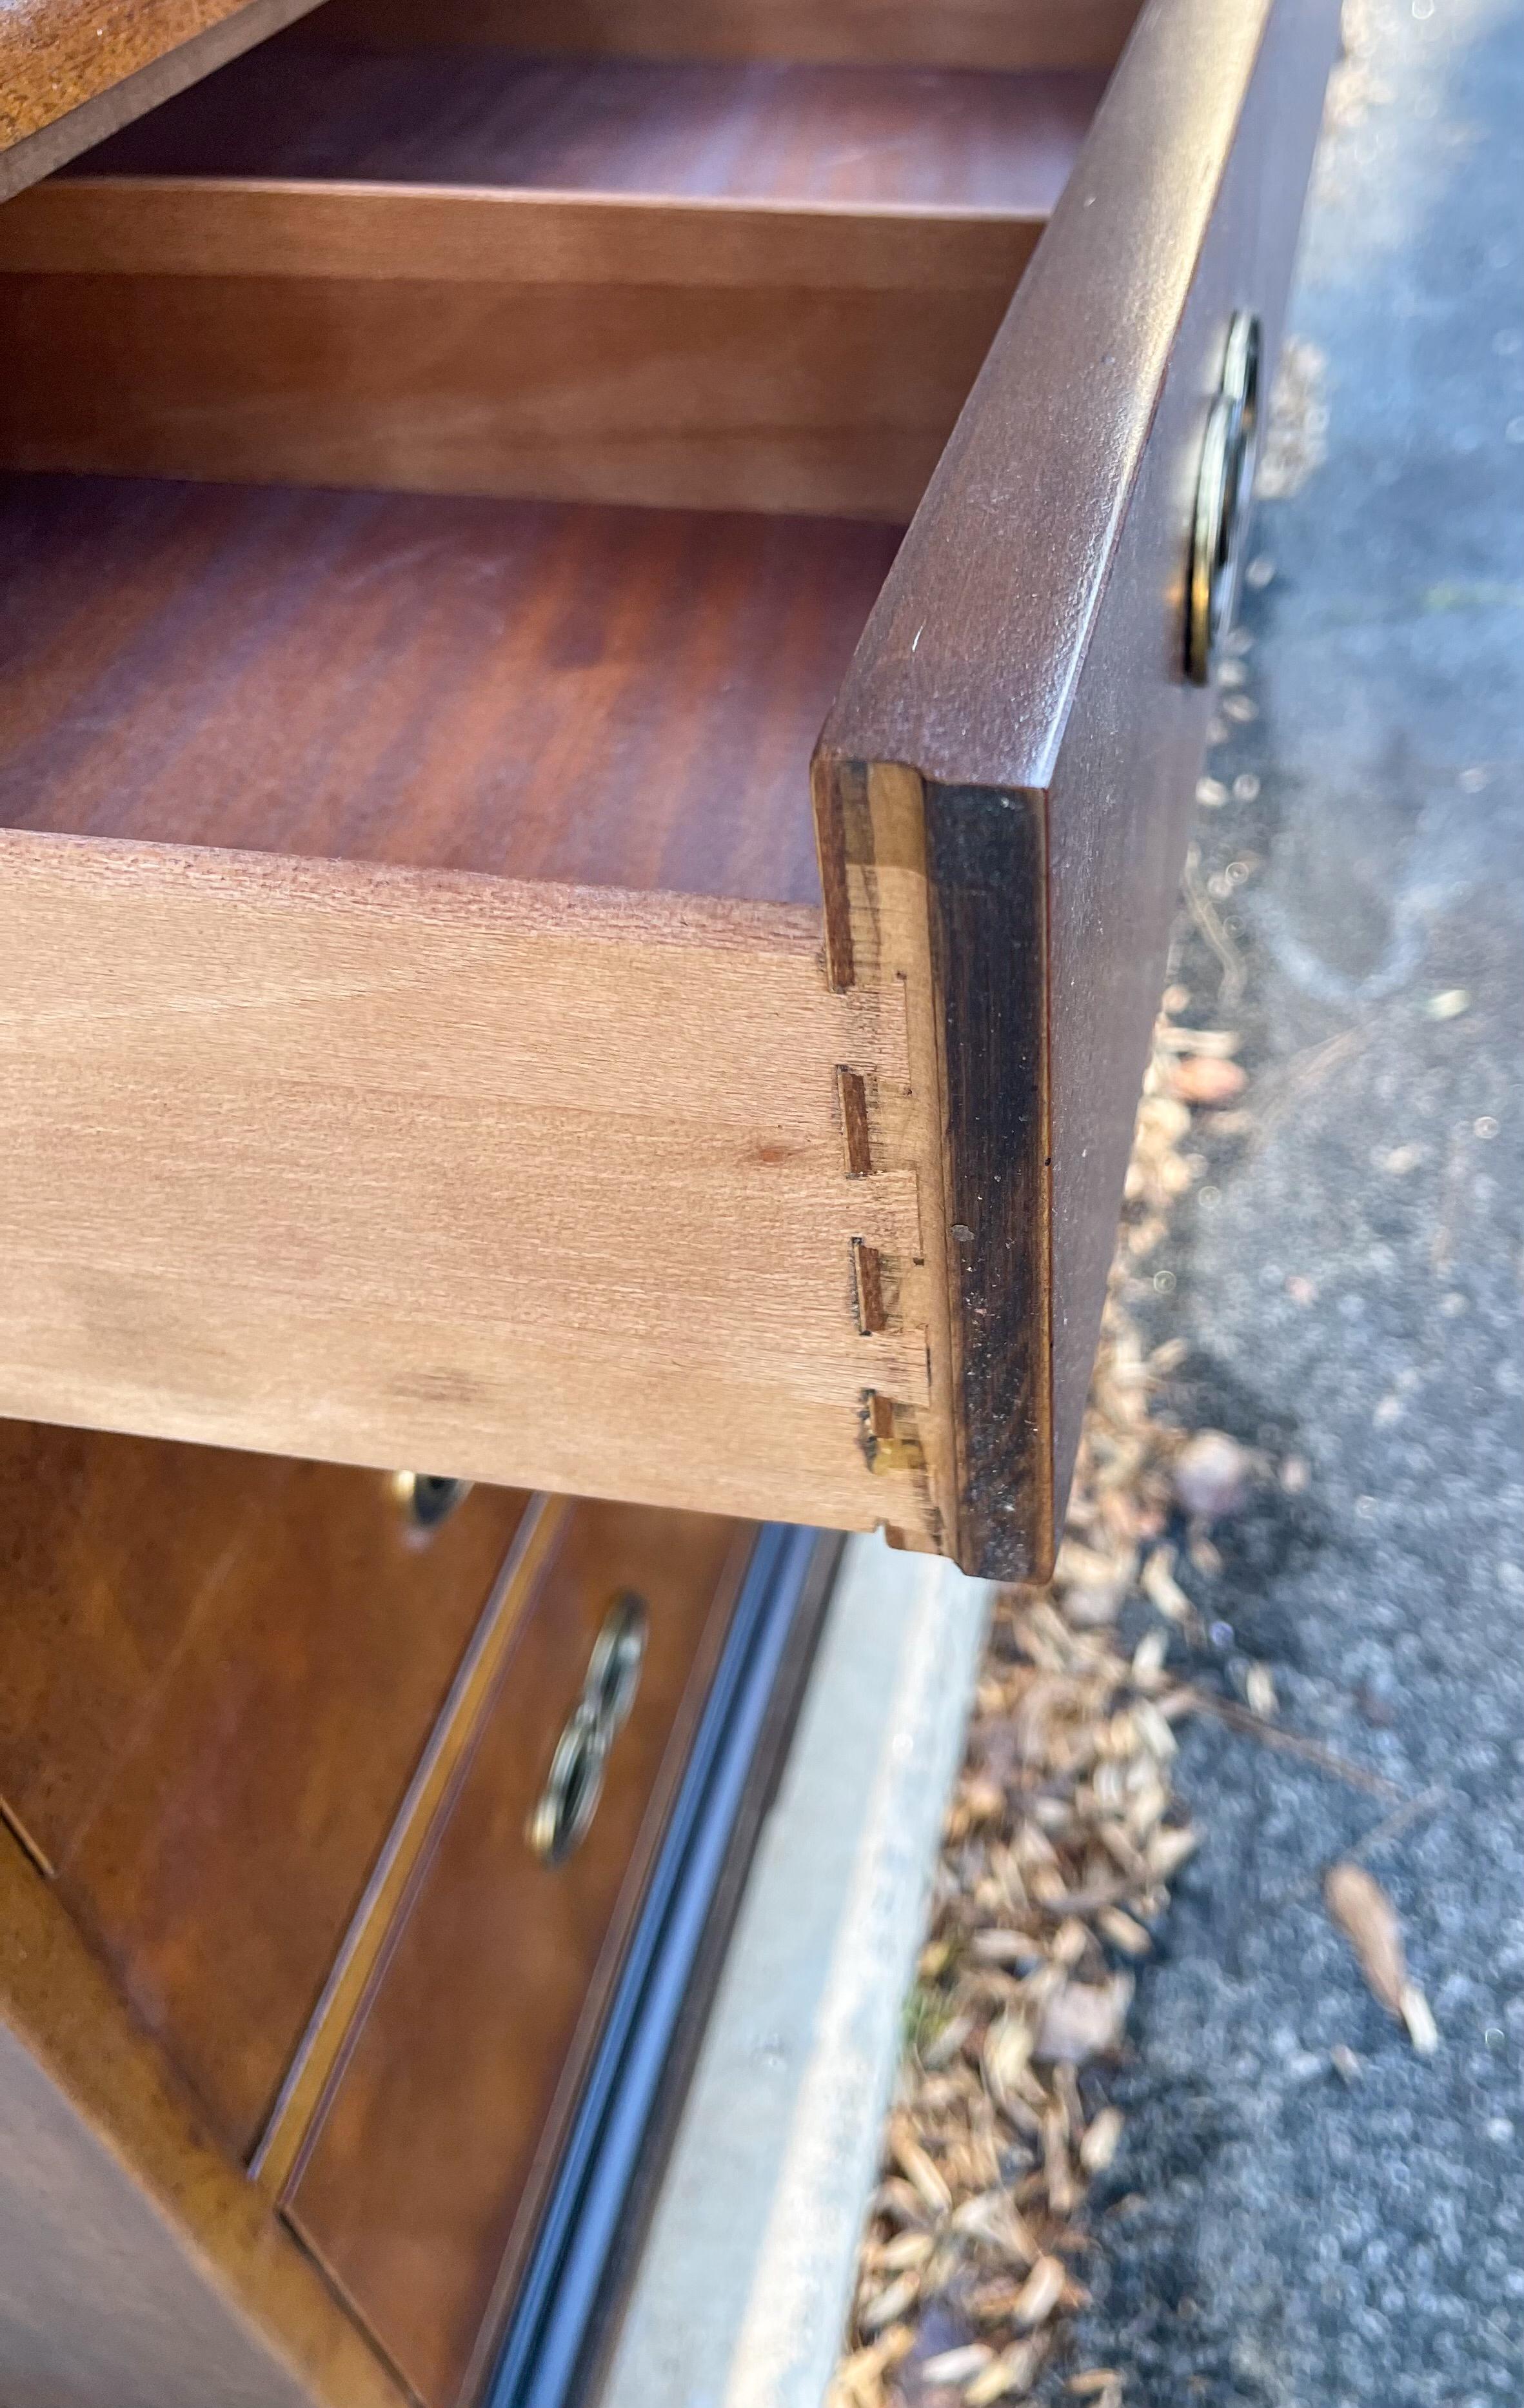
1324 1860 1439 2055
831 1020 1245 2408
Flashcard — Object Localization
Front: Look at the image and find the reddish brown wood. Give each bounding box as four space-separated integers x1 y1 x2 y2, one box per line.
0 1420 531 2154
284 1503 750 2408
816 0 1341 1575
0 476 897 903
0 1833 410 2408
284 0 1143 75
0 195 1041 521
74 46 1105 210
3 54 1092 517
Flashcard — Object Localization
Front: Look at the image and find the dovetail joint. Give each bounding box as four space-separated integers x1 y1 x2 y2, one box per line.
835 1063 873 1178
851 1236 886 1336
862 1389 926 1478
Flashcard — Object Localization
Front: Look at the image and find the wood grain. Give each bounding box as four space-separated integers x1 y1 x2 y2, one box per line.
22 1454 529 2157
288 0 1143 74
809 759 960 1554
284 1504 750 2408
1 50 1090 511
0 833 953 1552
252 1494 569 2195
0 1427 531 2156
0 197 1042 519
0 0 327 204
816 0 1340 1575
70 46 1105 206
0 475 897 898
0 1831 408 2408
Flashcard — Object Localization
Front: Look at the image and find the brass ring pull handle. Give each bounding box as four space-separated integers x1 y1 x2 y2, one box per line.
528 1590 649 1868
1185 310 1262 685
391 1471 473 1528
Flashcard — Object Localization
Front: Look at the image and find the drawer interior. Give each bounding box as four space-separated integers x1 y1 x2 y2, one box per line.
57 41 1106 202
0 3 1113 909
0 479 896 903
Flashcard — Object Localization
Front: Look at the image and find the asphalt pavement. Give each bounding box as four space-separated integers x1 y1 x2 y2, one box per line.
1076 1 1524 2401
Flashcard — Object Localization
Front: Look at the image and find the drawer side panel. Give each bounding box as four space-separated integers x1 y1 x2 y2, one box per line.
0 834 949 1549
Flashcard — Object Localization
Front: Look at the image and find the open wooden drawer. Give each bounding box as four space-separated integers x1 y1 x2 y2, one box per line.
0 0 1340 1578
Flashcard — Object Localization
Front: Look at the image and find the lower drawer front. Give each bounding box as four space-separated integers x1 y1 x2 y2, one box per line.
0 1419 532 2155
283 1499 750 2408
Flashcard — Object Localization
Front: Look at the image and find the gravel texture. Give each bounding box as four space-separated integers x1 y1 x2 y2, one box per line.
1076 1 1524 2402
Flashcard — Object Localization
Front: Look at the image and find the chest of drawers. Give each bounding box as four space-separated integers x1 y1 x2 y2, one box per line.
0 0 1338 1583
0 1419 795 2408
0 0 1338 2397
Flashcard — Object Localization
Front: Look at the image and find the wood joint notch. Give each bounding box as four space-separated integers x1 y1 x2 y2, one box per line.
861 1388 925 1478
850 1235 886 1336
835 1063 873 1177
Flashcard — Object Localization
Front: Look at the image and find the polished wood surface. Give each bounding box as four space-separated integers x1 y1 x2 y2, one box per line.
0 0 1334 1577
252 1495 570 2195
0 195 1041 518
0 0 326 202
0 1421 531 2154
0 1833 408 2408
816 0 1341 1575
72 46 1103 206
0 475 894 900
0 836 948 1550
3 51 1093 517
285 1503 749 2408
292 0 1143 74
1 48 1093 514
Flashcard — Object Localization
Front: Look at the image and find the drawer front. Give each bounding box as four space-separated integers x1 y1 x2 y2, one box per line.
815 0 1341 1577
0 1419 531 2154
283 1501 750 2408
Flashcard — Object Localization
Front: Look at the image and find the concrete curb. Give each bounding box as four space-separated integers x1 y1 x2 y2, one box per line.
601 1533 993 2408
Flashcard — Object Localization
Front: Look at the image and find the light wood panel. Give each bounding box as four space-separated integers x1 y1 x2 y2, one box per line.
287 0 1144 74
3 49 1092 513
0 1833 408 2408
0 833 956 1553
0 47 1094 510
0 0 326 203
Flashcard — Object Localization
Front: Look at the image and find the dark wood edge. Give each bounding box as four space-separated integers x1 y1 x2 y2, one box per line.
0 0 330 204
923 784 1053 1582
